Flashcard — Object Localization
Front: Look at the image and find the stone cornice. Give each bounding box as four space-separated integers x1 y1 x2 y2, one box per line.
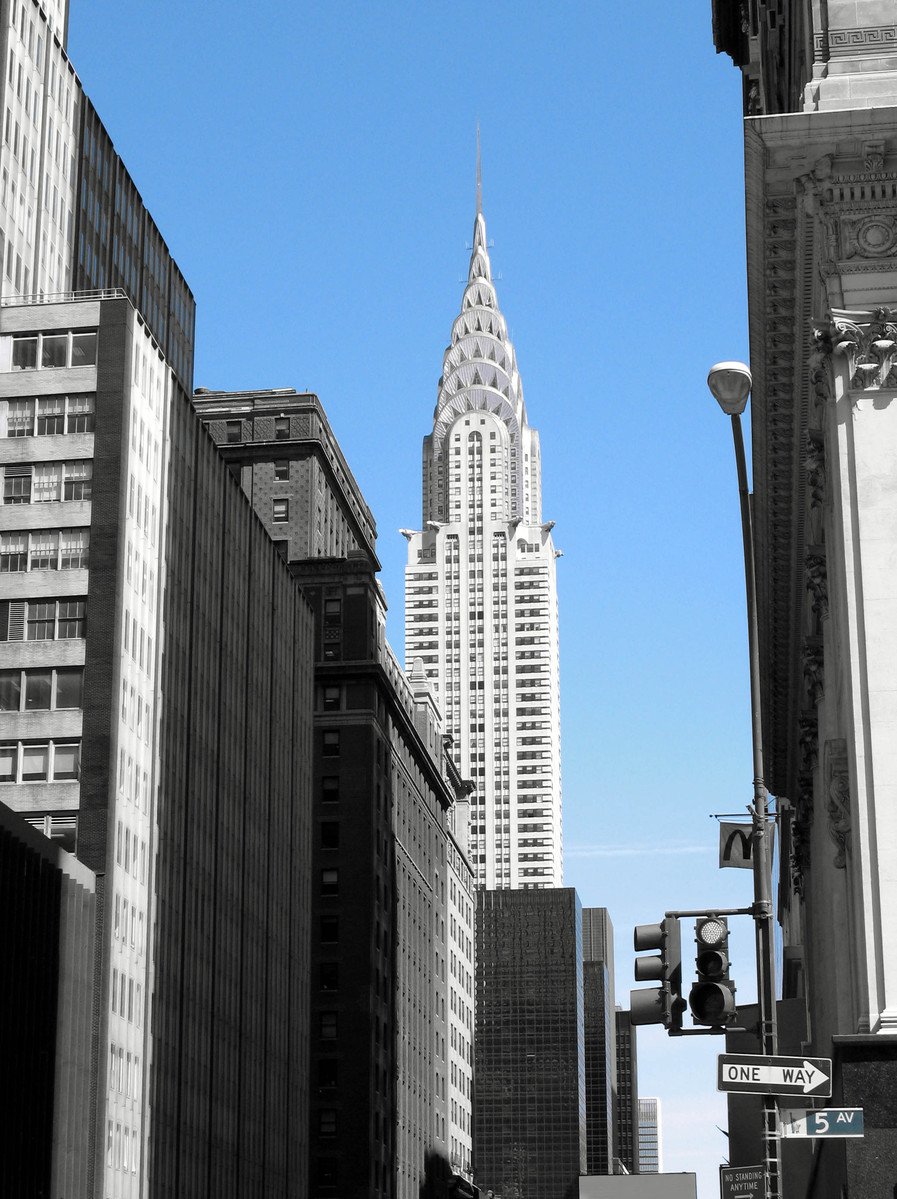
744 109 897 800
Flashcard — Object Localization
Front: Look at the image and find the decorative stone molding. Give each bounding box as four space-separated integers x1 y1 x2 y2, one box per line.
824 739 851 870
806 546 829 621
828 308 897 390
815 26 897 57
808 326 834 405
791 769 815 896
802 635 824 707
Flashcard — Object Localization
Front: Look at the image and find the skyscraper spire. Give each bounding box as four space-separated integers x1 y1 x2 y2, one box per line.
404 198 563 891
476 123 482 216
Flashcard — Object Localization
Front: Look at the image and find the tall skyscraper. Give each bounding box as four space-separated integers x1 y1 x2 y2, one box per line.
404 194 561 889
637 1098 662 1174
582 907 617 1175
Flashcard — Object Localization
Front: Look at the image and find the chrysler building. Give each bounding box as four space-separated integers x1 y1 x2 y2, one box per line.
403 191 562 889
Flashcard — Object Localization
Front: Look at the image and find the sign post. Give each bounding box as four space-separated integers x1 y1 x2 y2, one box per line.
720 1164 765 1199
779 1108 864 1139
718 1053 832 1098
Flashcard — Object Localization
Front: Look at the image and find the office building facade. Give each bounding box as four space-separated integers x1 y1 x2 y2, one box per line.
614 1009 639 1176
712 3 897 1194
474 887 586 1198
0 799 95 1199
582 907 617 1176
0 291 315 1197
403 201 561 889
197 387 476 1199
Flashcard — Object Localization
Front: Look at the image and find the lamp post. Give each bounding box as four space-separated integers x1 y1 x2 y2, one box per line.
707 361 780 1199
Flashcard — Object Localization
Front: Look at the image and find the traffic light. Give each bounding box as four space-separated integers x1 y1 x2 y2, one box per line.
688 914 736 1027
630 917 684 1031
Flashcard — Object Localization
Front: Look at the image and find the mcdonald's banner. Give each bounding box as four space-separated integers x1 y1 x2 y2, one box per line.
719 822 753 869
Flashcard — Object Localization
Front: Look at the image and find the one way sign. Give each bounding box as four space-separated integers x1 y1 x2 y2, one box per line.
718 1053 832 1097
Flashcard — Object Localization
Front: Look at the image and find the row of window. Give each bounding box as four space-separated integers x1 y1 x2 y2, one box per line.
4 392 95 436
10 330 98 371
2 459 92 504
0 597 86 642
0 666 82 712
105 1119 138 1175
0 528 89 571
0 738 80 782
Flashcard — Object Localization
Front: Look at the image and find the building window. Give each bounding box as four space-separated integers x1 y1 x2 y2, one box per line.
321 776 339 803
274 417 290 439
0 739 80 782
320 962 339 991
4 393 95 436
320 822 339 850
320 914 339 942
322 686 340 711
322 730 340 757
225 420 241 443
321 868 339 896
317 1060 338 1088
319 1109 338 1137
3 465 30 503
9 331 97 371
273 460 289 480
272 498 289 523
320 1011 338 1038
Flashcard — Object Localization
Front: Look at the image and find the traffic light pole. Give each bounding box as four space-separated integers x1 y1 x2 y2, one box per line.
731 413 780 1199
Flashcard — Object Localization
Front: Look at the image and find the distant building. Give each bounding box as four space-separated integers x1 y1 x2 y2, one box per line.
197 386 476 1199
474 887 586 1198
614 1009 639 1175
637 1098 661 1174
582 907 617 1175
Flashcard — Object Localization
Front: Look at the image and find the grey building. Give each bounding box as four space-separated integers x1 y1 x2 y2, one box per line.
196 386 477 1199
474 887 586 1199
582 908 617 1176
637 1099 661 1175
614 1009 639 1175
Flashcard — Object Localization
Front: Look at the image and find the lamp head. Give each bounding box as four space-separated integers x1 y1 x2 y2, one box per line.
707 361 752 416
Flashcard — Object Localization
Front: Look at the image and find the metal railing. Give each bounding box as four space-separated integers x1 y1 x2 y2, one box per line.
1 287 129 308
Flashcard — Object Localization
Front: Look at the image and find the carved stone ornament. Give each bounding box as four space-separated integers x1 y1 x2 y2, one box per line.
799 710 819 774
802 635 824 707
791 769 816 896
805 429 826 510
808 325 834 404
826 307 897 390
806 546 829 621
824 738 851 869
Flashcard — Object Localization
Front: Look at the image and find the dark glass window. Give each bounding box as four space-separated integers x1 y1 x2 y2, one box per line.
320 822 339 850
0 672 21 710
70 333 97 367
54 668 83 709
320 915 339 943
321 868 339 896
319 1109 337 1137
58 600 86 638
321 776 339 803
225 421 241 443
27 601 55 639
273 460 289 480
320 962 339 991
322 731 340 757
24 669 52 710
53 743 80 780
322 686 340 711
317 1060 338 1088
41 334 68 368
274 417 290 439
320 1011 338 1038
11 337 37 369
0 744 16 780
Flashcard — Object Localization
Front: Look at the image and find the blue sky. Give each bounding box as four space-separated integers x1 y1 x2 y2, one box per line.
72 2 760 1191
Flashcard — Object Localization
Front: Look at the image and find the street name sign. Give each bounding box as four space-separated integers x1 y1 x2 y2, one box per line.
719 1164 765 1199
780 1107 864 1139
718 1053 832 1097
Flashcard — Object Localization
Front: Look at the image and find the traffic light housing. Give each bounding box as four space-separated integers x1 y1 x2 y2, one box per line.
630 917 684 1031
688 914 736 1027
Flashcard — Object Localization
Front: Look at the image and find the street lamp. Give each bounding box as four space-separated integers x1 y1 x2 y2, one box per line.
707 361 780 1199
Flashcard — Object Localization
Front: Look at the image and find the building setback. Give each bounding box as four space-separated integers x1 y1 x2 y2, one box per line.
403 199 561 890
196 387 477 1199
0 293 314 1197
0 0 196 389
474 887 586 1199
